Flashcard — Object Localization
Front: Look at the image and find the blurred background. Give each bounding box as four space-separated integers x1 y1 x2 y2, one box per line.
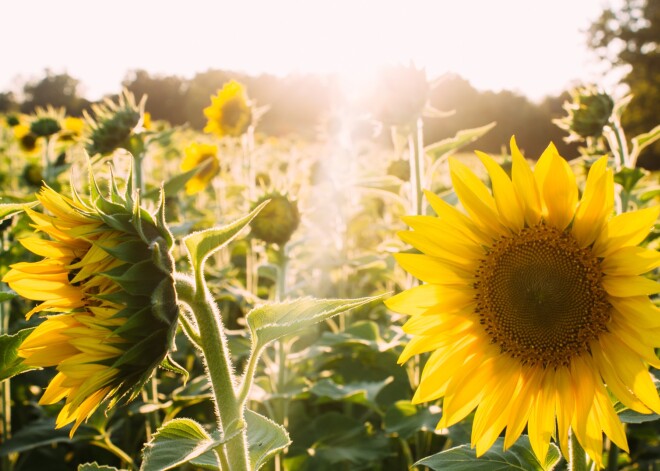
0 0 657 166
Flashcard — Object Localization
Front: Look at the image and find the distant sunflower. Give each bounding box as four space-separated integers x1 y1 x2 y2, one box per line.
2 182 178 436
203 80 252 138
180 142 219 195
386 137 660 467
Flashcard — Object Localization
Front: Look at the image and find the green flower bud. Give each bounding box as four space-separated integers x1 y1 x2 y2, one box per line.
30 117 61 138
250 193 300 246
557 86 614 140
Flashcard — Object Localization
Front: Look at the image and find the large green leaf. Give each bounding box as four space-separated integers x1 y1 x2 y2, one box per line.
140 418 240 471
246 409 290 471
78 463 125 471
415 436 561 471
246 294 386 352
425 122 496 161
142 166 202 200
0 328 39 382
384 400 442 439
0 290 17 303
183 201 269 273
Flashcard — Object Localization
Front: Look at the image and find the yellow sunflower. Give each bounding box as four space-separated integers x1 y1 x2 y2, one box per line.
180 142 220 194
386 137 660 467
2 182 178 436
203 80 253 138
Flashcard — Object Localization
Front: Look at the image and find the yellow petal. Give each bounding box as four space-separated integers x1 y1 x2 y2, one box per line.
385 284 474 316
476 150 524 231
601 246 660 276
593 382 629 452
424 190 491 245
393 253 471 285
527 369 557 462
572 157 614 247
592 206 660 258
535 146 577 231
510 136 542 226
602 275 660 297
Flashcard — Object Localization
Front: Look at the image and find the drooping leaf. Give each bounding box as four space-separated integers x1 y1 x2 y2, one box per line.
183 201 269 273
425 122 497 161
630 123 660 163
0 202 37 221
614 166 647 194
143 165 203 200
246 294 386 352
140 418 240 471
0 328 38 382
78 463 125 471
415 436 561 471
245 409 291 471
618 410 660 424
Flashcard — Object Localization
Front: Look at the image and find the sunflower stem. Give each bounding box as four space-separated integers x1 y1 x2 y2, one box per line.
180 270 250 471
605 117 629 171
569 429 588 471
606 439 619 471
273 244 290 471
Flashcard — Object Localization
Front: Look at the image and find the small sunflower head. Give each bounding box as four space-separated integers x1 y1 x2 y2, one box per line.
557 85 614 140
180 142 220 195
370 64 430 126
30 106 64 138
22 163 43 187
14 125 39 154
203 80 253 138
6 114 20 127
250 192 300 246
84 89 144 156
2 169 178 435
59 116 85 141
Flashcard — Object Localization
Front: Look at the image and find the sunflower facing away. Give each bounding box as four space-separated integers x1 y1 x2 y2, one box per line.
386 137 660 467
203 80 253 138
2 179 178 435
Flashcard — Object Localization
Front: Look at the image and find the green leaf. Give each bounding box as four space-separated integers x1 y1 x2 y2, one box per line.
160 354 189 384
415 436 561 471
310 377 394 407
618 410 660 424
631 123 660 164
614 167 647 194
0 290 17 303
245 409 291 471
640 188 660 203
140 418 241 471
0 418 95 456
384 400 442 439
183 200 269 273
0 202 37 221
246 294 386 352
425 122 497 161
0 328 39 382
143 165 203 200
78 463 125 471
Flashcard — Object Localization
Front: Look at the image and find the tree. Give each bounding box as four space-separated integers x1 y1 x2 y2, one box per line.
20 70 88 115
588 0 660 166
122 70 188 125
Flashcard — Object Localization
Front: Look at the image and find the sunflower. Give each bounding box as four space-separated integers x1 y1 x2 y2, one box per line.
386 137 660 467
203 80 253 138
180 142 220 195
2 181 178 436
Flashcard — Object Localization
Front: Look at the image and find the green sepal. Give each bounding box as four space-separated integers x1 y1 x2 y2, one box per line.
110 306 151 337
156 189 174 249
160 354 189 385
415 436 561 471
614 167 647 194
246 294 387 353
110 330 167 369
0 328 39 381
151 277 179 325
99 239 152 263
184 200 269 274
98 212 138 235
103 260 162 296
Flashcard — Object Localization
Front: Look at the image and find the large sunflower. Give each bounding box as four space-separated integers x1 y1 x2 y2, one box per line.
203 80 253 138
2 183 178 435
180 142 220 195
386 137 660 467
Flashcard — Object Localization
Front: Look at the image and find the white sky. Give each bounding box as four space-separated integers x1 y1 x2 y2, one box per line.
2 0 617 102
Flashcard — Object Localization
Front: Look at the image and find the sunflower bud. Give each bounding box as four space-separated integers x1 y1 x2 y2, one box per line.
2 172 178 435
6 114 20 127
84 89 143 156
250 193 300 246
30 117 61 138
556 86 614 140
203 80 253 138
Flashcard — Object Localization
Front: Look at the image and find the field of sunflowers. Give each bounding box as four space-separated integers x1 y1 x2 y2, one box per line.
0 74 659 471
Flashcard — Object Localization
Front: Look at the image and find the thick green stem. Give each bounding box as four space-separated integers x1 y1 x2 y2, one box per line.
605 118 629 171
134 154 145 195
178 272 249 471
606 439 619 471
568 429 588 471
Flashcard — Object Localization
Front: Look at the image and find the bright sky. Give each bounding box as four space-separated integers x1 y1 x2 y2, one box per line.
3 0 616 102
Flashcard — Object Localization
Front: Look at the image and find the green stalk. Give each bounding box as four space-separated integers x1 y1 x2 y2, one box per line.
180 270 250 470
606 439 619 471
273 245 289 471
568 429 588 471
42 136 52 183
605 117 629 171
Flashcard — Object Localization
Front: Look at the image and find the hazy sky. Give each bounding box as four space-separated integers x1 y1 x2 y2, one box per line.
3 0 617 101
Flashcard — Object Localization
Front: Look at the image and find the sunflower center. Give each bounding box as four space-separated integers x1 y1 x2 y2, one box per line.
474 223 610 368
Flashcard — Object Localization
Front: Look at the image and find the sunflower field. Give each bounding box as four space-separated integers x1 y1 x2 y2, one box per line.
0 70 659 471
